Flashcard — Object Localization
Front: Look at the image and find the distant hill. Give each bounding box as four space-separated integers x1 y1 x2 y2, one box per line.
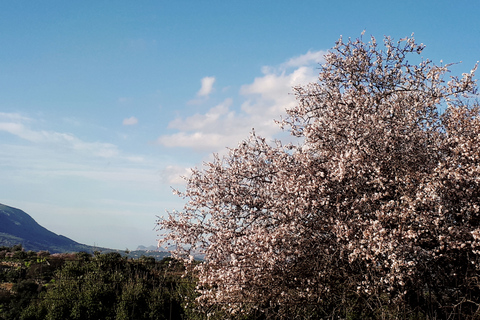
0 203 100 253
136 245 158 251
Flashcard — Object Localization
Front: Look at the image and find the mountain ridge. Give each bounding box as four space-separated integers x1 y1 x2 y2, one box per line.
0 203 99 253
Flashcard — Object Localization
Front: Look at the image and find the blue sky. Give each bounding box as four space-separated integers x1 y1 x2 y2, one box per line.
0 1 478 250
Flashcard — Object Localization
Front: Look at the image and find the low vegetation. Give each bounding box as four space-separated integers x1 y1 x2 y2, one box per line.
0 245 197 320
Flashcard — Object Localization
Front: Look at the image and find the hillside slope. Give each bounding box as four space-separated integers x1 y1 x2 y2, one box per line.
0 203 96 253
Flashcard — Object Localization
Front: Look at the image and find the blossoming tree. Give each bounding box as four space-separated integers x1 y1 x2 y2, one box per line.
158 34 479 318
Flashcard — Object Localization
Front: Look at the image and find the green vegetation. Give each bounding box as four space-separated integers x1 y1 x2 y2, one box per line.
2 244 479 319
0 245 197 320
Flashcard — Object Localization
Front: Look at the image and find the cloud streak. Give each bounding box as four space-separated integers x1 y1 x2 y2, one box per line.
0 113 120 159
282 50 326 68
123 116 138 126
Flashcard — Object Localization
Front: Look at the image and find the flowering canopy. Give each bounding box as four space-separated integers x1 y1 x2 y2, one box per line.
158 34 479 318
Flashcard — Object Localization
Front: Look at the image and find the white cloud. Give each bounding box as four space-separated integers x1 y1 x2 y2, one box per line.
168 99 233 131
157 50 325 153
123 116 138 126
158 131 244 151
160 165 192 185
240 66 316 115
0 112 32 122
283 50 327 68
157 98 249 152
0 122 42 141
197 76 215 97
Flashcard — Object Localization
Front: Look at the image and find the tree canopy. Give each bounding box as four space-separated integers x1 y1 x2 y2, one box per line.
158 34 479 319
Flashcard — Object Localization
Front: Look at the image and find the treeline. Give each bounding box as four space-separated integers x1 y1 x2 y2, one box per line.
3 244 479 319
0 245 201 320
0 245 317 320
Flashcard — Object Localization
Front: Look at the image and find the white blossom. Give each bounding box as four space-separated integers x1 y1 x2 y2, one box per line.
157 34 479 318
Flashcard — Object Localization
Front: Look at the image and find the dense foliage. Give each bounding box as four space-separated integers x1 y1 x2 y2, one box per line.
0 245 197 320
158 34 480 319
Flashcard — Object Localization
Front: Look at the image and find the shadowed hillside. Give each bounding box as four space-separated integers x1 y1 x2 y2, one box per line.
0 203 97 253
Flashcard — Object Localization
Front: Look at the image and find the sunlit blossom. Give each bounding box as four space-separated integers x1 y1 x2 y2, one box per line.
157 34 479 318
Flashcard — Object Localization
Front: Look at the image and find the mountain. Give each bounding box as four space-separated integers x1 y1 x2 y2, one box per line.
136 245 158 251
0 203 98 253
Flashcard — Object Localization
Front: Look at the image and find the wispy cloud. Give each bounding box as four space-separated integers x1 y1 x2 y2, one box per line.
0 112 32 122
123 116 138 126
0 122 41 141
282 50 326 68
0 112 119 158
168 99 233 131
0 126 179 249
160 165 192 185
